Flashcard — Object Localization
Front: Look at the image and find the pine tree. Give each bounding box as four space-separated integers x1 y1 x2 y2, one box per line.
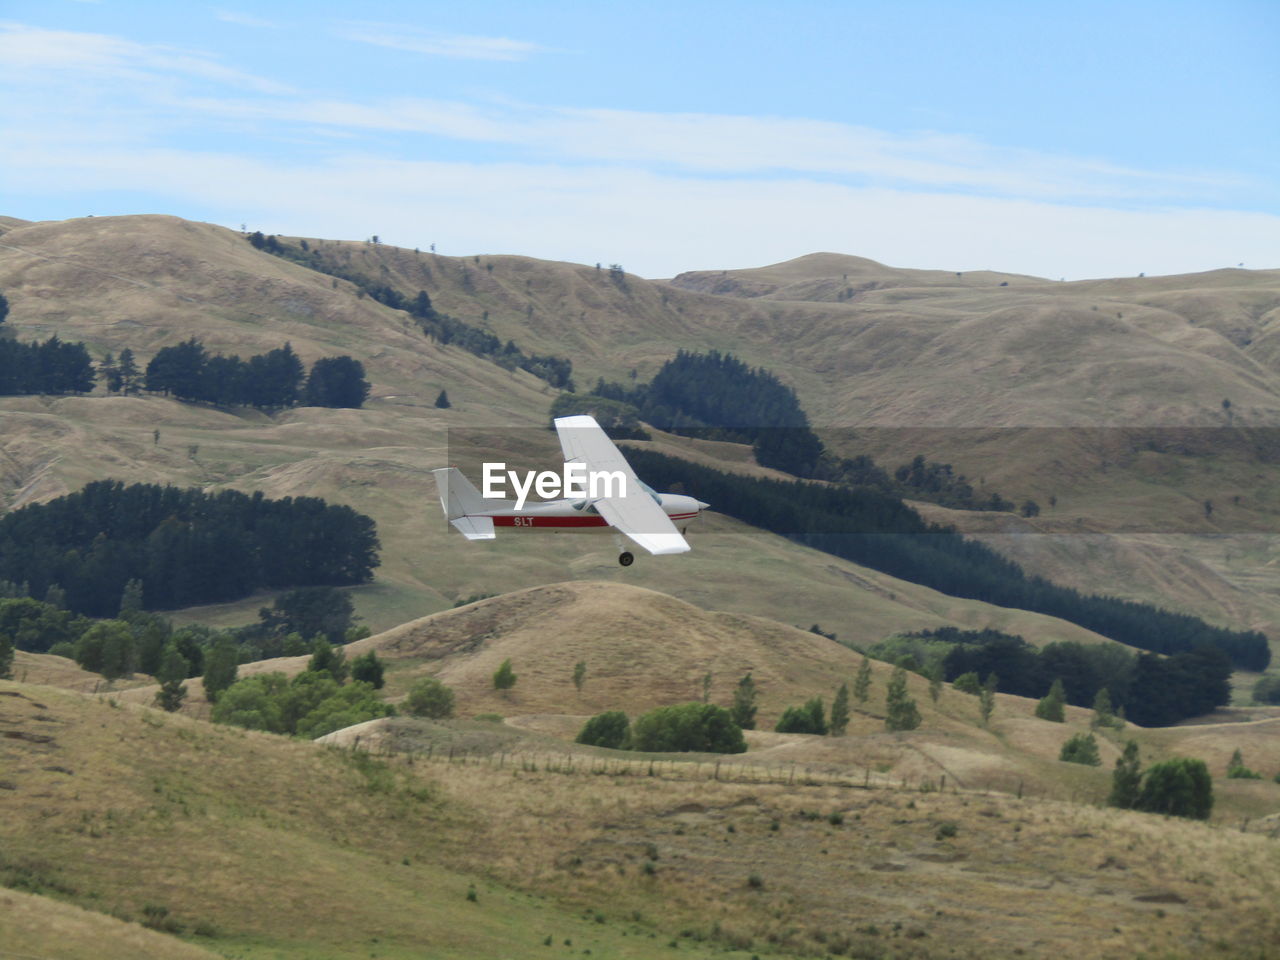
730 672 757 730
118 348 139 394
119 578 144 616
885 665 921 731
304 356 370 409
1035 678 1066 722
979 673 998 726
853 655 872 706
1109 740 1142 809
493 658 517 692
307 639 348 683
100 352 119 392
154 641 189 712
572 660 587 693
435 389 451 409
829 682 850 736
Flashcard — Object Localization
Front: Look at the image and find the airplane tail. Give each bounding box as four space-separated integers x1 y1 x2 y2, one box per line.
432 467 504 541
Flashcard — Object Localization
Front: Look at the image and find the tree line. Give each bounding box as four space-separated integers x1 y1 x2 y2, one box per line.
0 336 95 396
245 232 575 390
622 448 1270 673
144 338 370 409
881 627 1231 727
0 481 380 616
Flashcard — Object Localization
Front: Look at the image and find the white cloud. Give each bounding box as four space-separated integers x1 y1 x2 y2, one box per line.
214 10 278 29
2 141 1275 280
337 22 543 61
0 21 292 94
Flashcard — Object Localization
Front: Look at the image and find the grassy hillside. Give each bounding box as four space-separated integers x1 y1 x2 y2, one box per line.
4 212 1280 648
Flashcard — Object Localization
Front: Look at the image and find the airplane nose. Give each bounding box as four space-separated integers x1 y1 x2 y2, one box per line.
696 500 710 510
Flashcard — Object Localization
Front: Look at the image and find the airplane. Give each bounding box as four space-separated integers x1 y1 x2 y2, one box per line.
432 414 709 566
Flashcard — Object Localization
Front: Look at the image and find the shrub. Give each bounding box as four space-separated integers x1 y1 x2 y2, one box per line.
630 702 746 754
405 677 456 719
775 697 827 734
1035 678 1066 722
1226 748 1262 779
576 711 630 749
953 671 981 695
492 658 517 691
1059 732 1101 766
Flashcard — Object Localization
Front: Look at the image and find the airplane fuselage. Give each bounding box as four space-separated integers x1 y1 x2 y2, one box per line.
483 492 704 532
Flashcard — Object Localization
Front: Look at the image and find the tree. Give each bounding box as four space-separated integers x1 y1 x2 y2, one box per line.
304 356 370 409
202 638 239 703
0 290 8 324
576 711 630 749
572 660 587 693
730 672 757 730
349 651 385 689
434 389 451 409
1059 732 1101 766
776 697 827 734
853 655 872 705
630 702 746 754
405 676 455 718
119 578 144 616
492 658 516 692
1109 740 1142 809
700 671 712 703
1135 758 1213 820
978 681 996 727
154 642 189 712
1091 687 1117 728
99 352 118 392
953 671 982 695
885 665 921 731
0 632 13 679
1035 678 1066 722
926 662 943 704
829 682 850 736
74 619 136 681
1252 674 1280 705
260 587 356 645
117 348 139 394
307 639 348 683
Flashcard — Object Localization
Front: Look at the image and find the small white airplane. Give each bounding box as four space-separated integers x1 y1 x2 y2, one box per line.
433 415 708 566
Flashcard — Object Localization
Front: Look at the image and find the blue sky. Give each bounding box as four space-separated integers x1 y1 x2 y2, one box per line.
1 0 1276 278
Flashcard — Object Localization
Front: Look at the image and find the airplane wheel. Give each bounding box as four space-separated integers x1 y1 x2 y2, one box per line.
618 551 635 567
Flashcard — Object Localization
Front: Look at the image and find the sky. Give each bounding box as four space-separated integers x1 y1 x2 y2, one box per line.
0 0 1277 279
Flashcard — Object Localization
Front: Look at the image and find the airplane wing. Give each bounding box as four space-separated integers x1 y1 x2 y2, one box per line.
553 415 690 556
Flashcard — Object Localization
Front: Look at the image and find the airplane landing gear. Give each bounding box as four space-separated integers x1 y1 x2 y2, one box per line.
618 551 635 567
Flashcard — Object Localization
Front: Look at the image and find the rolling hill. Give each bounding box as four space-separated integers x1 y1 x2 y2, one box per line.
5 212 1280 652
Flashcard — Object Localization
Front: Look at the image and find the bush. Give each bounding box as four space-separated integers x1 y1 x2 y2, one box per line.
1035 678 1066 722
1226 748 1262 779
210 672 392 739
576 711 631 749
492 658 517 691
405 677 456 719
775 697 826 734
1253 674 1280 705
953 671 981 695
1135 757 1213 820
1059 732 1101 766
630 702 746 754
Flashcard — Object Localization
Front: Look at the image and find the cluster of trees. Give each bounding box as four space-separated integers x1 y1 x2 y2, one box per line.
0 585 368 693
623 449 1270 675
211 641 391 740
1109 742 1213 820
0 481 379 616
245 232 574 390
144 338 370 409
576 702 747 754
881 627 1232 727
0 336 95 396
589 350 826 476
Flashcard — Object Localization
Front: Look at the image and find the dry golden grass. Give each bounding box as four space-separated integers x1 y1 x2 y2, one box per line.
0 886 222 960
